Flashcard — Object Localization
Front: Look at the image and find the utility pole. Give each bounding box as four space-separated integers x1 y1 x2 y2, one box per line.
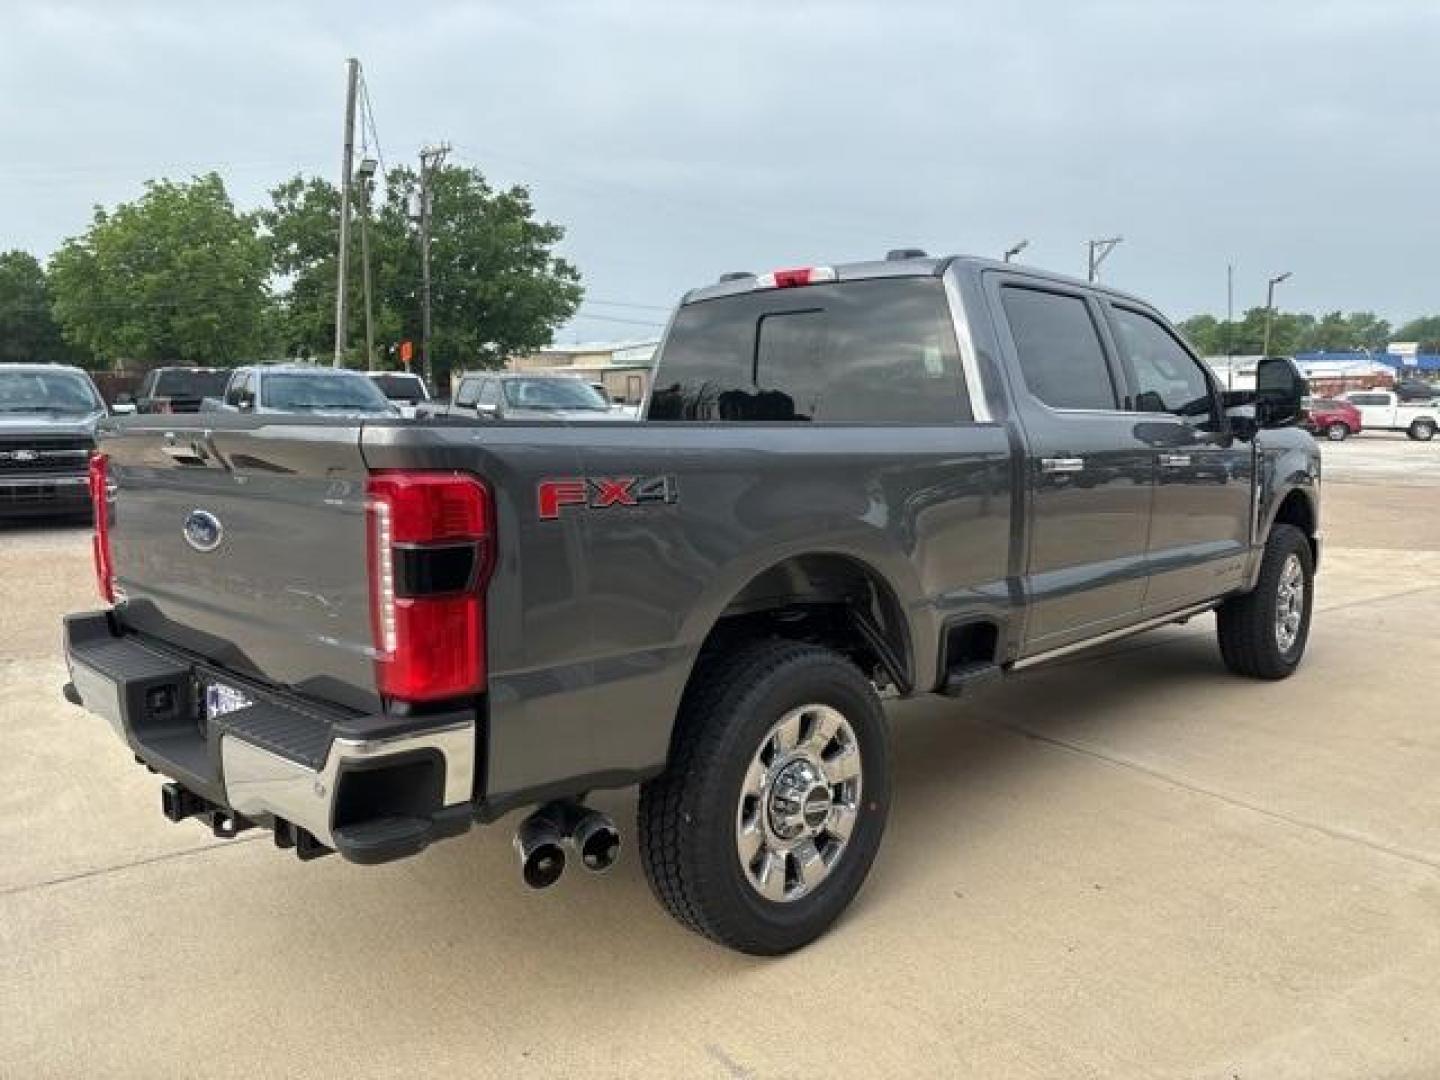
416 143 451 389
1086 236 1123 283
1225 263 1234 361
1262 270 1292 358
333 57 360 368
356 157 378 371
1003 239 1029 263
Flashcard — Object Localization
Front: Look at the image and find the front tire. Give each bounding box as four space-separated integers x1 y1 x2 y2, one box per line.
1408 419 1436 442
638 639 891 955
1325 421 1350 441
1216 524 1314 679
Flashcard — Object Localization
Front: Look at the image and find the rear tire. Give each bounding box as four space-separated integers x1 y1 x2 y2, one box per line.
1216 524 1314 679
1408 420 1436 442
637 639 890 955
1325 421 1349 442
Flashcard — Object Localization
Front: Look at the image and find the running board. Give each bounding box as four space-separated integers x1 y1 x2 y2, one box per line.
1013 601 1218 671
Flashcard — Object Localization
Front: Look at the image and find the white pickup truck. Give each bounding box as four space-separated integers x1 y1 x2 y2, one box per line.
1339 390 1440 441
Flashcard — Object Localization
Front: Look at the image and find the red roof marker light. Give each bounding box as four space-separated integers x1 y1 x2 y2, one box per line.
754 266 837 290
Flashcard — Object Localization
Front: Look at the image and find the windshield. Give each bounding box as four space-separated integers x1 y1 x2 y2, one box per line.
262 372 395 413
0 369 103 415
369 373 429 403
153 369 230 399
502 378 609 411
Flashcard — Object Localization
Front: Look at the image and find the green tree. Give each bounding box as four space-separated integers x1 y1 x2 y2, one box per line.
0 250 92 366
1177 313 1220 355
1341 311 1390 353
1394 316 1440 354
48 174 270 366
260 174 364 361
1302 310 1354 353
262 165 583 377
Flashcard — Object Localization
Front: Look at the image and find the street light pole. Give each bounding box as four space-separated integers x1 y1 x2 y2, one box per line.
1086 236 1123 283
1003 239 1029 263
417 143 451 390
1263 270 1292 357
355 157 378 372
333 58 360 368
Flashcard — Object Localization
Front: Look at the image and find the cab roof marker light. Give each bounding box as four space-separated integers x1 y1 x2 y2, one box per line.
754 266 838 290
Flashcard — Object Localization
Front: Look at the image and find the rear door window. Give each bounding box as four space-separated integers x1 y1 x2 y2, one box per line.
1000 286 1118 411
454 377 481 407
224 372 250 407
648 278 969 423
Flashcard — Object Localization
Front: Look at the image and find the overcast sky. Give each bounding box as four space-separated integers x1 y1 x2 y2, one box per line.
2 0 1436 343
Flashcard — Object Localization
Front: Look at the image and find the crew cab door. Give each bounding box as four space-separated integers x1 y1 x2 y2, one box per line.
1102 301 1253 609
987 275 1154 653
1347 391 1396 429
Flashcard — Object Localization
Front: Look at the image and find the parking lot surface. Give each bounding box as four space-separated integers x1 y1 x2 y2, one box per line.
3 437 1439 1078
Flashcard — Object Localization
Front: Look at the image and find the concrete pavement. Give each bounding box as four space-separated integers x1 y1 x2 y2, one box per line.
2 452 1438 1079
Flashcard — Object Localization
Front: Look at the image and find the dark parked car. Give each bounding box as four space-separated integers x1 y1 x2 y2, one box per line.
129 367 231 414
0 363 105 517
63 253 1319 954
1394 378 1439 403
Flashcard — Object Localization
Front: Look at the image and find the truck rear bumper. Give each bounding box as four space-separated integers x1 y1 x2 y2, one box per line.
62 611 475 864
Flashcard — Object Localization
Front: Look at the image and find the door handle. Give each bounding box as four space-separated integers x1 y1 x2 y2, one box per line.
1159 454 1192 468
1040 457 1085 474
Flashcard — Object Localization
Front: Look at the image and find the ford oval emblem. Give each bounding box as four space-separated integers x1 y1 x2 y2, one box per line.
183 509 224 553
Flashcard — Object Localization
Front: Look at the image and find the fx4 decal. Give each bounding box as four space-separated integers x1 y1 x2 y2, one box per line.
537 475 678 520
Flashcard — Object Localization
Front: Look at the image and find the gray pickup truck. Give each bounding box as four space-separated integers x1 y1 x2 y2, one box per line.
62 253 1319 954
0 363 107 517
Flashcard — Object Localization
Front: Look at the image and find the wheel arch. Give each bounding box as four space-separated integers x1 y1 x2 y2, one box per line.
692 550 916 695
1259 485 1319 580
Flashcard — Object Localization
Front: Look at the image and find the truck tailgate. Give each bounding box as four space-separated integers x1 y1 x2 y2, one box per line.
101 418 379 712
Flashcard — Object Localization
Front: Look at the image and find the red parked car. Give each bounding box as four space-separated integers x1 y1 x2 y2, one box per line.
1302 397 1363 441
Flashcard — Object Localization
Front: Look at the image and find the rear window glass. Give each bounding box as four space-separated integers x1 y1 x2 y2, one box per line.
262 373 393 413
647 278 970 423
153 369 229 398
369 373 428 402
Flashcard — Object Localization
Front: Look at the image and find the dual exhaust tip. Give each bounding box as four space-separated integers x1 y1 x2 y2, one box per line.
514 802 621 889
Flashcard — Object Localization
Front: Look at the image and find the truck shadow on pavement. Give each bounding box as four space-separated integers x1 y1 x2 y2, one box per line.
254 624 1242 986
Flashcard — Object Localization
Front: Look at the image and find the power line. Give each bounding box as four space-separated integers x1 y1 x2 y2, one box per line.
357 69 387 179
581 297 672 312
574 309 666 328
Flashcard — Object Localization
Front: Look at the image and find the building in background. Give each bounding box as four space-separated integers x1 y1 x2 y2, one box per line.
508 341 658 405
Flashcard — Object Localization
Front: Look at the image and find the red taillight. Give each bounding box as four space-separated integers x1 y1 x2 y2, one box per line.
755 266 838 290
89 453 115 603
366 471 493 702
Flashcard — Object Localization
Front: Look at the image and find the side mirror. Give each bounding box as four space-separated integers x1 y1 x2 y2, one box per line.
1255 356 1306 428
237 397 254 412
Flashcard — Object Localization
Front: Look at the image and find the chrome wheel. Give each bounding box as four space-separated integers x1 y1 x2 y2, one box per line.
735 704 862 904
1274 553 1305 653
